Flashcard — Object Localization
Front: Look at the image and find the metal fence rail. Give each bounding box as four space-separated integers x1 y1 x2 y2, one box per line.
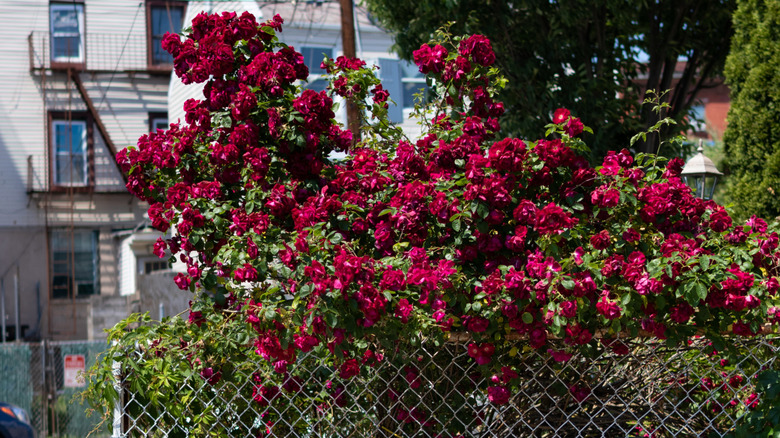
0 341 110 438
118 335 779 437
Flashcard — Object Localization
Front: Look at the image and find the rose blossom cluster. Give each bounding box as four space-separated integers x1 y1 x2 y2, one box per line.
118 12 779 433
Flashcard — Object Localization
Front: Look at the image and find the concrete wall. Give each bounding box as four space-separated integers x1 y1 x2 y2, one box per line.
135 272 192 322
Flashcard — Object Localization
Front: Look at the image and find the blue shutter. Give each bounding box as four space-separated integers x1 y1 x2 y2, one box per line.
378 58 403 123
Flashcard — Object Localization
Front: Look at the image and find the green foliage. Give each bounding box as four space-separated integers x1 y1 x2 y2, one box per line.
362 0 734 163
722 0 780 222
725 370 780 438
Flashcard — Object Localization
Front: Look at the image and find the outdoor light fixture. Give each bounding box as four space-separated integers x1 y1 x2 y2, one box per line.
680 140 722 200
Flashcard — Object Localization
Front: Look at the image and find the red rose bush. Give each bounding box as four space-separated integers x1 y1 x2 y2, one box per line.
89 11 779 437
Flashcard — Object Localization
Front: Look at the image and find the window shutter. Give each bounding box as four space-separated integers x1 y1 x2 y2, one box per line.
378 58 403 124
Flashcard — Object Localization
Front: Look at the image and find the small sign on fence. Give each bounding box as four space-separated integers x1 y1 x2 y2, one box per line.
63 354 85 388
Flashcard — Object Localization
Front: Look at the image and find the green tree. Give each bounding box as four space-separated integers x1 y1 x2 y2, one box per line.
362 0 734 162
722 0 780 222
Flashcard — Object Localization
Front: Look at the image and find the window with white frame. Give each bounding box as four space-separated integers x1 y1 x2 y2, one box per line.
300 46 334 92
51 118 89 186
51 229 98 298
149 112 168 132
400 60 430 112
138 256 170 275
50 3 84 63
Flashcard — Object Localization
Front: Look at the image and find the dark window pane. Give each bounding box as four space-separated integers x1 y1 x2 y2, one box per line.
52 36 81 60
77 283 95 297
54 122 85 154
402 82 430 109
53 121 87 185
151 5 183 64
300 47 333 75
50 230 98 298
151 117 168 132
145 260 168 274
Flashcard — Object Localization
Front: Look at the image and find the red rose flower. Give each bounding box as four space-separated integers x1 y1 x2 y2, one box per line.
458 34 496 66
487 386 511 404
339 358 361 379
552 108 570 124
596 292 622 320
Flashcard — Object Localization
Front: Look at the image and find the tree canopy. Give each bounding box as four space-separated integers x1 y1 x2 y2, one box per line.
722 0 780 222
362 0 735 162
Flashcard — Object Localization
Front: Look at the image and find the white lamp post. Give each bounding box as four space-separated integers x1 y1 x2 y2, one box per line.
680 140 722 200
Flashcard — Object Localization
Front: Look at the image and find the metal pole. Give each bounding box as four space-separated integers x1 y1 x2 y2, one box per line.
1 278 5 343
14 266 20 342
159 302 165 320
339 0 361 146
41 340 48 438
111 340 124 437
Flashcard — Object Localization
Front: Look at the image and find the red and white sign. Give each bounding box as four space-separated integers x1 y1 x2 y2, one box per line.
63 354 86 388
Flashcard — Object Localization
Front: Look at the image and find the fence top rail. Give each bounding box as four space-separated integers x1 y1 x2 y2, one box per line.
447 324 779 343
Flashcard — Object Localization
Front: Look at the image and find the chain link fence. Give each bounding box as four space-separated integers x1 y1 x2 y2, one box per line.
117 335 778 437
0 341 109 438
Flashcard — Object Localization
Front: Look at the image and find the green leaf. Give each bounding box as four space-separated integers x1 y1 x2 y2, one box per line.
521 312 533 324
694 282 708 300
325 312 338 328
699 255 710 270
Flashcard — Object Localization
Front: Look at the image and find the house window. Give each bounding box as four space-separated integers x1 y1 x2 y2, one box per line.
51 118 88 186
400 60 431 111
51 229 98 298
147 1 185 67
50 3 85 64
149 112 168 132
378 59 431 123
138 257 169 275
301 46 333 92
50 112 92 187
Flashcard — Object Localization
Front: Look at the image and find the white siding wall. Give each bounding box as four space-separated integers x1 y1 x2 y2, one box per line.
0 1 50 227
118 235 135 297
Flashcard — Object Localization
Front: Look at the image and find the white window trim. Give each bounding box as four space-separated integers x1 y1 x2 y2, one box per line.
50 3 85 63
150 116 168 132
51 119 88 187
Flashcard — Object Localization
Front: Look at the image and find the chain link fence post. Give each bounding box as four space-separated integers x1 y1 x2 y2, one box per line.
111 341 124 438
